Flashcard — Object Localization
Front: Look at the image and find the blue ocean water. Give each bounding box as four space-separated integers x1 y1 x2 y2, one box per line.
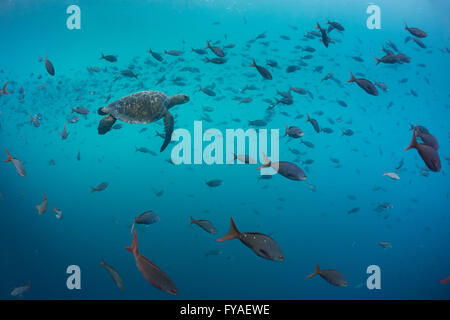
0 0 449 300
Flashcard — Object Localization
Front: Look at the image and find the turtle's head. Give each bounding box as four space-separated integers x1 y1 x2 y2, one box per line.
168 94 190 108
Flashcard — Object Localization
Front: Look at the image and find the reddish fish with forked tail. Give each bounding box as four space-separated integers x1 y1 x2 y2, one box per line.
0 82 9 96
440 276 450 284
36 194 48 215
4 149 26 177
125 230 178 295
306 264 347 287
217 217 284 262
404 126 441 172
58 124 69 140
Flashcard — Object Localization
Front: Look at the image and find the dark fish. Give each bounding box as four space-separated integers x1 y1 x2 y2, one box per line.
71 107 90 115
100 261 124 291
91 182 109 193
306 114 320 133
411 37 426 49
148 48 164 61
415 126 439 151
120 70 138 78
326 20 344 31
206 179 222 187
386 40 399 52
191 48 207 55
77 150 80 161
284 125 304 138
341 129 354 136
405 23 427 38
374 54 398 66
286 65 300 73
199 86 216 96
301 140 315 148
347 72 378 96
321 127 333 134
289 87 307 95
100 53 117 62
374 82 389 92
249 59 272 80
248 120 267 126
348 207 360 214
217 217 284 262
404 127 441 172
258 153 307 181
204 57 227 64
44 54 55 76
125 231 178 295
131 211 160 233
337 100 348 107
306 264 347 287
190 217 217 234
316 22 332 48
205 41 225 57
164 50 183 56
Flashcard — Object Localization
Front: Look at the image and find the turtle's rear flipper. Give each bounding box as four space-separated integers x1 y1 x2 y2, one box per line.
160 112 174 152
98 115 116 135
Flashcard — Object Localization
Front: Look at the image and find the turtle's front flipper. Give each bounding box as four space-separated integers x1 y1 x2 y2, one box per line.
98 115 116 135
160 111 174 152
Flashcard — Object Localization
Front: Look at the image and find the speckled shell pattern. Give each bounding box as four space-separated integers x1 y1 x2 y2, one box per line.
104 91 168 124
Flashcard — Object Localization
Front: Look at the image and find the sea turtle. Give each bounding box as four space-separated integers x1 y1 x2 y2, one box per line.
97 91 189 152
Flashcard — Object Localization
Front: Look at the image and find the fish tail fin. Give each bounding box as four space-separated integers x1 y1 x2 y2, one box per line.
404 22 408 30
217 217 240 241
204 57 209 63
125 230 138 254
4 149 12 163
306 113 311 123
404 126 418 151
257 152 271 170
374 56 380 66
190 216 195 224
198 86 202 91
90 187 96 192
347 71 356 83
231 152 237 160
306 264 321 279
164 50 167 54
30 115 33 123
100 53 104 59
315 22 320 29
284 125 288 137
71 107 75 113
249 59 256 67
205 41 210 49
100 260 105 266
2 82 9 95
